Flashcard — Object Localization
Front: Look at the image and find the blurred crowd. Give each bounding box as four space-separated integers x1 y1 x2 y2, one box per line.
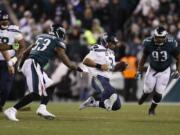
6 0 180 101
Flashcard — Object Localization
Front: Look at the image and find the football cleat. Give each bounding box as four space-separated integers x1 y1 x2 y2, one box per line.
148 109 156 116
4 107 19 121
79 96 96 110
104 94 118 111
36 104 55 120
138 93 149 105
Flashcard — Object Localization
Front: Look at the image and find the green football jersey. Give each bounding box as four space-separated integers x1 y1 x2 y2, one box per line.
29 34 66 67
143 36 179 71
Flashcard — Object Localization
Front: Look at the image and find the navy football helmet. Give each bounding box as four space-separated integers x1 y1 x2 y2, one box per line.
0 10 9 29
50 24 66 40
100 33 118 48
153 26 168 45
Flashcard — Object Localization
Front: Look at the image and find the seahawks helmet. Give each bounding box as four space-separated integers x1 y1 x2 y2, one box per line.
153 26 168 45
0 10 9 29
100 33 118 47
50 24 66 40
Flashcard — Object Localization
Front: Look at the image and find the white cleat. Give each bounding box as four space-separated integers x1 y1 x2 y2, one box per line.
104 94 118 111
4 107 19 122
36 104 55 120
79 96 96 110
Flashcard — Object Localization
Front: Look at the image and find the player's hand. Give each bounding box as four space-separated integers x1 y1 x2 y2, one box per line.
12 42 19 51
171 71 180 79
114 61 128 72
7 57 18 66
8 65 15 75
135 71 143 80
101 64 109 71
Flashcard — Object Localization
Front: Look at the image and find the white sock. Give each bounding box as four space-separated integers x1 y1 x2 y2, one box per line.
95 101 99 107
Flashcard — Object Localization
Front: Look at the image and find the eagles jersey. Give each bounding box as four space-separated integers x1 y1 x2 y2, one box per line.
143 36 179 71
83 44 116 78
0 25 23 60
29 34 66 67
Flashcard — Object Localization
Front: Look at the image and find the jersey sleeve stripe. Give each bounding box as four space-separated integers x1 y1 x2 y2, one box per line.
7 29 21 33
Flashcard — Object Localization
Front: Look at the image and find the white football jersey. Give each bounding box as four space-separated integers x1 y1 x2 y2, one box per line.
0 25 23 60
83 44 116 78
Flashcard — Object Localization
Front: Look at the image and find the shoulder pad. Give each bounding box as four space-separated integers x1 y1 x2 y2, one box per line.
166 36 178 47
167 37 175 42
90 44 106 52
143 37 153 43
8 25 21 32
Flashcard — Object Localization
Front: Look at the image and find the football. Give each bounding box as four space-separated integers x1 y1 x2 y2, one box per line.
114 61 128 72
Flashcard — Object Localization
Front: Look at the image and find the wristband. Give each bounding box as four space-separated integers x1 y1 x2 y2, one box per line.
7 57 17 66
11 57 18 64
7 60 13 66
96 63 101 69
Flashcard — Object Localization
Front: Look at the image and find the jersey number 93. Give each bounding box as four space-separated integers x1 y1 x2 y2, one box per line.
152 51 168 62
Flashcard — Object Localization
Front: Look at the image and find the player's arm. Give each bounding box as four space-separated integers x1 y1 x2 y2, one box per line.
0 43 14 50
175 54 180 73
83 57 108 71
171 40 180 79
55 47 78 70
137 52 148 72
15 38 26 58
17 43 35 70
137 40 149 72
1 51 15 74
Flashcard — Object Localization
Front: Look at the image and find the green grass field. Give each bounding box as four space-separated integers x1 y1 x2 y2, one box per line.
0 102 180 135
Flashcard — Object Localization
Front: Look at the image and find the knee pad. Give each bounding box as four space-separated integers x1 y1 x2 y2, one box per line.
153 92 162 104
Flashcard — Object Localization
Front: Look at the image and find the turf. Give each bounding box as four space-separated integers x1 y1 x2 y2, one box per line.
0 102 180 135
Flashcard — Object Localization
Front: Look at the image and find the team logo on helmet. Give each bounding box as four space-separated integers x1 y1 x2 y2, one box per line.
153 26 168 46
0 10 9 29
50 24 66 40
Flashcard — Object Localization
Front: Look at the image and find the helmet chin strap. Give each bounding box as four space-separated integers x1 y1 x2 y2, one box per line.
0 25 8 29
156 43 164 46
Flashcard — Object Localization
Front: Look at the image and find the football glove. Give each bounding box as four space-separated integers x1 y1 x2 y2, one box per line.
171 71 180 79
135 71 143 80
12 42 19 50
7 57 17 66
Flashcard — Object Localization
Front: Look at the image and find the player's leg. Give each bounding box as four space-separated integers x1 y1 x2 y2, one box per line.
26 60 55 120
92 75 120 111
0 61 14 111
4 59 40 121
40 72 54 105
138 66 156 105
99 77 121 111
149 68 170 115
79 77 101 110
80 75 121 111
148 91 162 115
124 78 131 101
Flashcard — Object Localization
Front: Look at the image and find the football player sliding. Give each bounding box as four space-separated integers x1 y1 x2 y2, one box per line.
4 24 82 121
80 34 127 111
136 26 180 115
